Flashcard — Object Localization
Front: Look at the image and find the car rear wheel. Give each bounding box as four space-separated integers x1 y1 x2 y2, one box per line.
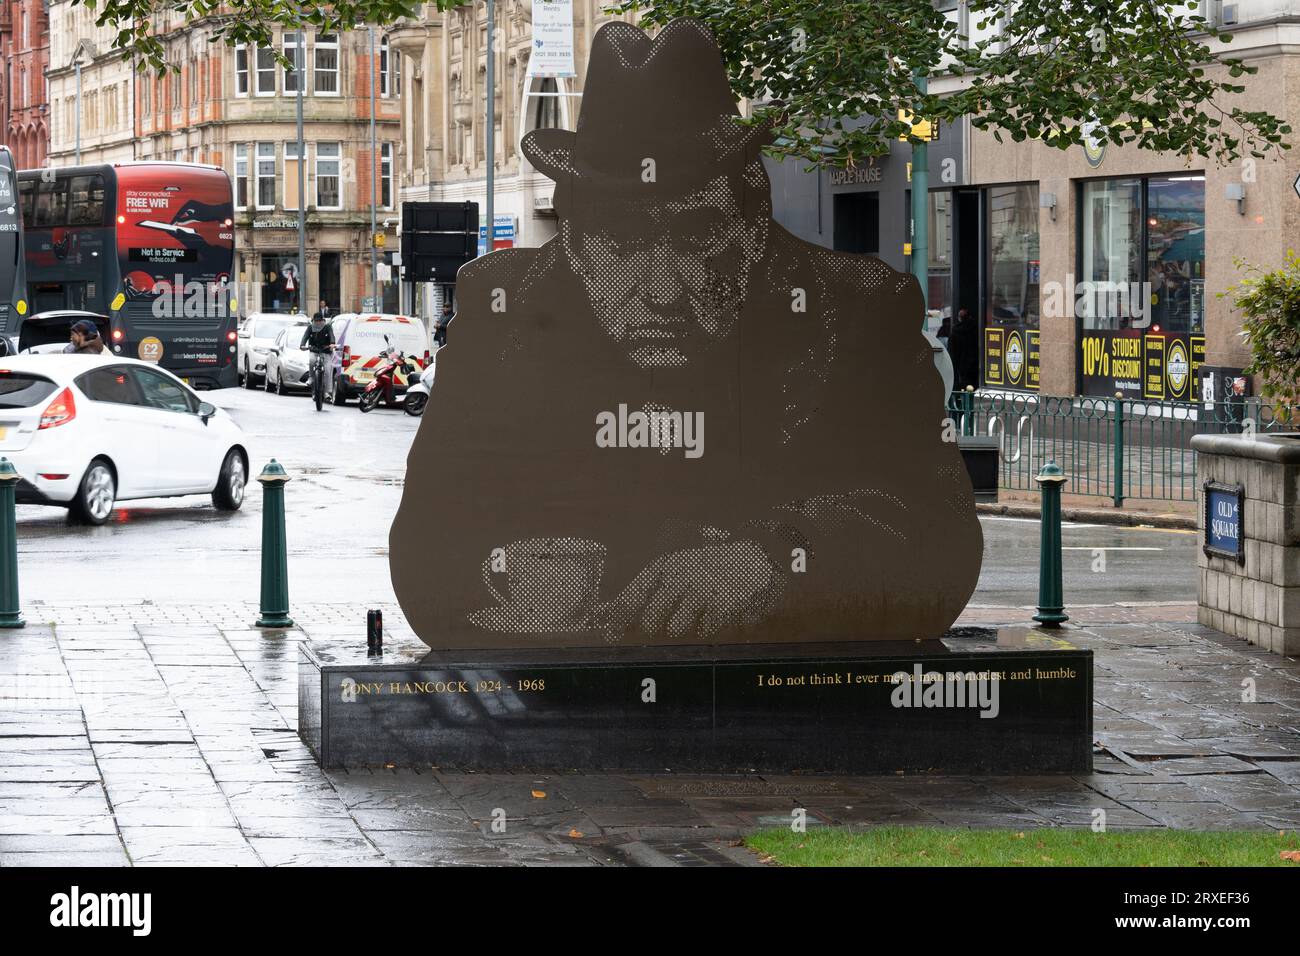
70 459 116 525
212 449 246 511
331 376 347 406
264 368 276 393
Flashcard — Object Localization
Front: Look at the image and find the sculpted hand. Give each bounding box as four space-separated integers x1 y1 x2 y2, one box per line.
599 539 781 642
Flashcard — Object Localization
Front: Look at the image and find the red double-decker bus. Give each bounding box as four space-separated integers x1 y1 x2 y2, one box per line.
18 162 238 388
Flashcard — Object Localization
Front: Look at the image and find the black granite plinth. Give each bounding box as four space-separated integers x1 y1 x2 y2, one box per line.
298 628 1092 774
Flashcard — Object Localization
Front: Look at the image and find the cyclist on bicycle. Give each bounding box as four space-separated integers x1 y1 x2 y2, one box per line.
300 313 336 402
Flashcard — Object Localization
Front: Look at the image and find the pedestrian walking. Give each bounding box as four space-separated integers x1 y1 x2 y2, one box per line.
434 303 451 348
947 307 979 393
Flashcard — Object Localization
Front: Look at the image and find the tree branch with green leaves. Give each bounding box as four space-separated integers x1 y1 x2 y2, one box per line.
73 0 432 72
610 0 1290 168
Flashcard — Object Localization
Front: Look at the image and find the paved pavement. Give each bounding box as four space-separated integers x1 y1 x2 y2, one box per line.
2 600 1298 867
0 385 1283 866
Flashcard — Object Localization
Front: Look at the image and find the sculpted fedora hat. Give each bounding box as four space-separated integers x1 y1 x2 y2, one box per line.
521 19 771 201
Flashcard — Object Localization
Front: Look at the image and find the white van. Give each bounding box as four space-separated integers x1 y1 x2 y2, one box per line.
328 312 430 404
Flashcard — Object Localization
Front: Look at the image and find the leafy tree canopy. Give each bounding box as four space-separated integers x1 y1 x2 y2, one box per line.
73 0 427 72
613 0 1290 168
73 0 1288 168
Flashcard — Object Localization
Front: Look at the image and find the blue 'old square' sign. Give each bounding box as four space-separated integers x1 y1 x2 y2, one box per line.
1204 481 1245 563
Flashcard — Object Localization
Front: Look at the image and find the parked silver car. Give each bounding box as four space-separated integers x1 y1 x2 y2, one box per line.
263 320 313 394
236 312 308 388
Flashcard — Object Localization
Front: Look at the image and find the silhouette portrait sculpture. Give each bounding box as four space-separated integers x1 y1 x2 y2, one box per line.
391 19 983 650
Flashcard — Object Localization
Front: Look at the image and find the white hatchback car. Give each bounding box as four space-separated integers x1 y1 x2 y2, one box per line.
0 355 249 524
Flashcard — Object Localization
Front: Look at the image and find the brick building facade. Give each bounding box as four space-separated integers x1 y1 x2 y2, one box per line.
0 0 50 168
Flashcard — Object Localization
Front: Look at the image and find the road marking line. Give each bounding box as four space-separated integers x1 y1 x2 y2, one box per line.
1062 546 1163 551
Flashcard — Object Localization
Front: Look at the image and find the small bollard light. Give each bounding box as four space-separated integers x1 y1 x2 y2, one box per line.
1033 458 1069 628
0 458 24 629
366 608 383 656
255 459 294 629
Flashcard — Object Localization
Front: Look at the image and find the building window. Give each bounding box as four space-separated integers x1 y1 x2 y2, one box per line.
234 144 249 209
1078 179 1143 330
256 45 277 96
141 78 151 115
1146 177 1205 334
284 141 304 211
188 57 198 106
235 43 249 95
316 142 341 208
314 34 339 95
170 65 181 108
379 38 400 98
380 142 392 208
532 77 560 130
284 31 303 93
987 183 1041 328
927 190 954 318
256 142 276 208
1077 175 1208 328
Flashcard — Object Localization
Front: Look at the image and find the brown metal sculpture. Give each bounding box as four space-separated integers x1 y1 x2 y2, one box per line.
390 18 983 650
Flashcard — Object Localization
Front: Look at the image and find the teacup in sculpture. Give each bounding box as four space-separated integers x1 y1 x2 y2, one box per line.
391 18 983 649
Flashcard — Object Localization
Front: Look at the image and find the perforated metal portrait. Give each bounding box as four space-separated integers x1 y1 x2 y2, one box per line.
390 19 984 650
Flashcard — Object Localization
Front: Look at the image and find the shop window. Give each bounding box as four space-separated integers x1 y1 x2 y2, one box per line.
987 183 1040 327
1147 176 1205 334
1079 179 1141 329
927 190 954 319
1078 176 1204 333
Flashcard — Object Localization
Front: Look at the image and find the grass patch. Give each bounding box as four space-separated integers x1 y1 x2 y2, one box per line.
747 827 1300 867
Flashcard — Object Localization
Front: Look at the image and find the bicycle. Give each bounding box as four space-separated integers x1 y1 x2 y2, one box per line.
309 348 334 411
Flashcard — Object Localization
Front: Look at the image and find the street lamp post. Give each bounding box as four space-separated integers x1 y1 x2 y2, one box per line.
910 71 928 322
369 26 379 309
296 30 306 314
485 0 495 259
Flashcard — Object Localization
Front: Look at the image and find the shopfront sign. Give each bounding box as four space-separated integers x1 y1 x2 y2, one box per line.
1078 330 1204 401
983 324 1039 391
828 160 883 186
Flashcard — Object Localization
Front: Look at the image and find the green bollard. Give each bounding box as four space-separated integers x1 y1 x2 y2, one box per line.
1033 459 1069 628
255 459 294 628
962 385 975 437
1112 391 1125 508
0 458 24 629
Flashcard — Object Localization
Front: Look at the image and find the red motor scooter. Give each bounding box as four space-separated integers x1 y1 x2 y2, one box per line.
358 336 414 413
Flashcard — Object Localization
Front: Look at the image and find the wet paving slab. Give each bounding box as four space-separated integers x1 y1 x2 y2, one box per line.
0 607 1297 865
